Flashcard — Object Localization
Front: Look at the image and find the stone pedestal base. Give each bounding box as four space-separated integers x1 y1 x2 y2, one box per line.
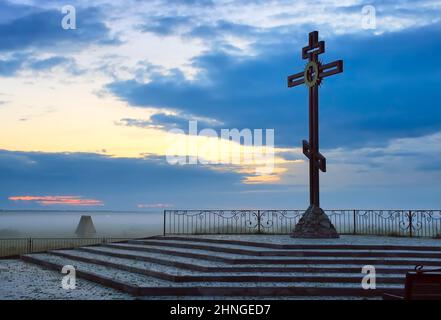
291 205 339 238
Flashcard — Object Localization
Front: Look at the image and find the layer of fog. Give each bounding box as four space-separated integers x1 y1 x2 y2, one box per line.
0 211 164 238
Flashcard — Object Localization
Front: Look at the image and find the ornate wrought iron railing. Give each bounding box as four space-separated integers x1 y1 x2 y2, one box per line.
163 210 441 238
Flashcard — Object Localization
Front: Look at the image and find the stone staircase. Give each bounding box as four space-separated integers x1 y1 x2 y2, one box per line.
21 236 441 299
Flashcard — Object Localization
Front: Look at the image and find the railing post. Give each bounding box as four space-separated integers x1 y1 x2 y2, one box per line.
163 210 166 236
409 210 413 238
27 238 33 254
352 209 357 234
257 210 261 234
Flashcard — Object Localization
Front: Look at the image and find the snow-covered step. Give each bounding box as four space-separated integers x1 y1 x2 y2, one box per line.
147 238 441 255
130 239 441 259
105 243 441 267
21 253 403 297
48 249 406 284
152 236 441 252
80 245 416 275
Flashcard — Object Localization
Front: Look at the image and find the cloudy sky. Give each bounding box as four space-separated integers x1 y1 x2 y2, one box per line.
0 0 440 210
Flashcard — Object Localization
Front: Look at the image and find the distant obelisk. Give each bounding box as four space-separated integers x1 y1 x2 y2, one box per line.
75 215 97 237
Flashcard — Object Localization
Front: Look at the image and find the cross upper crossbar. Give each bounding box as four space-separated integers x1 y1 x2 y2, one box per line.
287 60 343 88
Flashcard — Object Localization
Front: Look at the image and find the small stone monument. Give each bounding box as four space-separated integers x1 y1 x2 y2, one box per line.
75 215 97 237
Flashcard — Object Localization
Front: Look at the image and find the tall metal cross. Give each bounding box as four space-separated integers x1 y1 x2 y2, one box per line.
287 31 343 208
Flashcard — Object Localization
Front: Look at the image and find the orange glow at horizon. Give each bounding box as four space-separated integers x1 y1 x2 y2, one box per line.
9 195 104 206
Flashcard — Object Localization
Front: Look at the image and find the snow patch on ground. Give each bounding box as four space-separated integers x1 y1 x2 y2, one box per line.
0 260 133 300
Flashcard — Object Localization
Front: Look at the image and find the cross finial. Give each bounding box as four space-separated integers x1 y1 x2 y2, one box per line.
302 31 325 60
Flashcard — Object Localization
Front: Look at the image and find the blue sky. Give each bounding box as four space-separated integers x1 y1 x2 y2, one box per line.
0 0 440 210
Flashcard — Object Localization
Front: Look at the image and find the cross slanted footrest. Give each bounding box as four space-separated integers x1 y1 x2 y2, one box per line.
303 140 326 172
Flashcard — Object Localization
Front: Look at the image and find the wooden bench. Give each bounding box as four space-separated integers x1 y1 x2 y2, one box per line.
383 265 441 300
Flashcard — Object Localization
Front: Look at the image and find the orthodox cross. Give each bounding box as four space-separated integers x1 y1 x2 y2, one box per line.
287 31 343 208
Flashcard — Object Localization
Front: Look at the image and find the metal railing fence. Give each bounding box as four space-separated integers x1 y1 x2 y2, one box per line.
164 210 441 238
0 237 131 258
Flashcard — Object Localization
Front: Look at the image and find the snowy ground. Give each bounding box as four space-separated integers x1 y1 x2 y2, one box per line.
0 259 133 300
